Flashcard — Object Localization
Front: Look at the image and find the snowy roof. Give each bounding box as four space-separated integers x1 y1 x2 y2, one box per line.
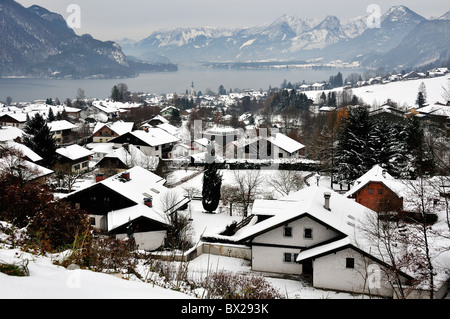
416 103 450 118
156 122 180 136
345 164 406 198
236 186 376 243
56 144 94 161
121 128 180 147
0 156 53 180
225 186 409 275
47 120 77 132
92 121 134 136
76 166 188 231
0 126 24 142
2 141 43 162
149 115 169 124
268 133 305 154
96 144 158 170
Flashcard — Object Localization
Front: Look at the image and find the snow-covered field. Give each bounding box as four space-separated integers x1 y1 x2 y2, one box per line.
305 75 450 107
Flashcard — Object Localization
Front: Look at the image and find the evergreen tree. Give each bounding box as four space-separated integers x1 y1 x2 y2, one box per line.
335 107 372 183
111 85 120 102
202 142 222 213
47 107 55 122
404 116 435 177
169 108 182 127
416 92 426 108
22 113 57 168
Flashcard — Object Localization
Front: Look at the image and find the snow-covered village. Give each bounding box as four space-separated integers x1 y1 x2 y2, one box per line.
1 67 450 302
1 1 450 307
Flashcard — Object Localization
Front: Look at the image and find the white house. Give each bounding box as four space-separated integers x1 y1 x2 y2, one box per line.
205 186 418 298
109 128 180 159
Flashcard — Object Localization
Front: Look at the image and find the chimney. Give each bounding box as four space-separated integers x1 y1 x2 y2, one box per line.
324 192 331 210
96 173 105 183
144 197 153 208
121 171 130 180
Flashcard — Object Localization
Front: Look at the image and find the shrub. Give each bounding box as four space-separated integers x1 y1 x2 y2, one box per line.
202 270 283 299
28 201 91 253
61 235 138 274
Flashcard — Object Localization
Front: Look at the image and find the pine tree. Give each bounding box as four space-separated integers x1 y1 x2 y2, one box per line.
111 85 120 102
22 113 57 168
202 142 222 213
47 107 55 122
335 107 372 183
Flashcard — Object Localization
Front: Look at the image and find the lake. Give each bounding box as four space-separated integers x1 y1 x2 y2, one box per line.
0 66 363 103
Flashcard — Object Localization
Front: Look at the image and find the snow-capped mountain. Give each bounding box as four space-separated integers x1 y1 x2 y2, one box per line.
0 0 135 78
122 5 447 70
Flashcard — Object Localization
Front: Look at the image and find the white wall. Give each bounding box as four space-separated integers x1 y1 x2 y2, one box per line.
250 216 340 275
252 216 340 248
313 248 396 298
252 245 303 275
116 230 166 251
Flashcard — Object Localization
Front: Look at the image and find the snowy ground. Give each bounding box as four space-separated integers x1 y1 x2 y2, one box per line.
0 169 365 299
2 167 448 300
304 75 450 107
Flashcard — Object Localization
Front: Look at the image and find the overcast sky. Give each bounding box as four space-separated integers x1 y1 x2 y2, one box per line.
16 0 449 41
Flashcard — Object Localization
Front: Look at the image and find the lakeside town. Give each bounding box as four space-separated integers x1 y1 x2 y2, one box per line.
0 64 450 300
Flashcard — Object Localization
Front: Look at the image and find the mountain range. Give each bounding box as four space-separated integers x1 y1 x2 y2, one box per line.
121 6 450 70
0 0 176 79
0 1 448 79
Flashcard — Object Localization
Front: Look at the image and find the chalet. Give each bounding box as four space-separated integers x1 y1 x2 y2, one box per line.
64 166 190 250
95 144 158 173
414 102 450 136
91 100 122 120
159 106 180 118
91 121 134 143
146 115 169 127
345 165 404 216
298 84 311 92
368 104 406 122
205 186 415 298
203 127 240 148
0 112 28 129
47 120 78 145
0 148 53 185
311 82 325 91
242 133 305 160
55 144 94 174
110 128 180 159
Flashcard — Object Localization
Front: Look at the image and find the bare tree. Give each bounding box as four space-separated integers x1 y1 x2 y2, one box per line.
0 145 41 185
159 190 193 251
267 170 305 197
52 162 82 193
231 170 264 217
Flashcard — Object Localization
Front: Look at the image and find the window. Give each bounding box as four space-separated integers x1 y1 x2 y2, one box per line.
284 253 292 263
377 189 383 195
279 153 283 158
346 258 355 269
284 226 292 237
368 188 374 194
304 228 312 239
